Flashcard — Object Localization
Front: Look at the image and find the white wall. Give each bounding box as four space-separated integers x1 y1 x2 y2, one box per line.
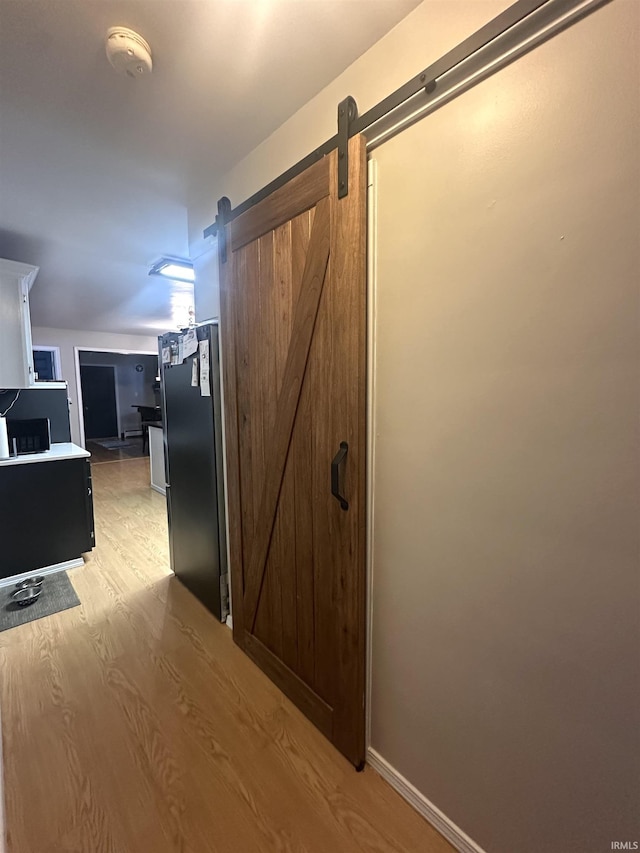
188 0 509 309
193 238 220 323
371 3 639 851
32 327 158 445
189 0 510 226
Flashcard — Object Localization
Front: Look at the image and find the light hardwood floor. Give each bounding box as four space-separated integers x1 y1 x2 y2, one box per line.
0 458 453 853
85 439 148 464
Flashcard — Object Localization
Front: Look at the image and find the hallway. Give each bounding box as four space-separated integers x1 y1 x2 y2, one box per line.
0 459 452 853
85 439 148 464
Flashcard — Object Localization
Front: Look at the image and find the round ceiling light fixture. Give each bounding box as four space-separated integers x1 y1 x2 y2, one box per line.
105 27 152 77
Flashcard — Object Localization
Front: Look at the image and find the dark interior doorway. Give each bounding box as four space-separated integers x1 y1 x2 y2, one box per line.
80 364 118 440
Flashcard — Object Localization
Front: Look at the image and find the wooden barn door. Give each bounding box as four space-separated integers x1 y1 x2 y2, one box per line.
219 136 366 766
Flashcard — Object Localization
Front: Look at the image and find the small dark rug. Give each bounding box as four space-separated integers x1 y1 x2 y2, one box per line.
94 439 132 449
0 571 81 632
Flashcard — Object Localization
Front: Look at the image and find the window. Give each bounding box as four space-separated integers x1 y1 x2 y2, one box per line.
32 346 62 381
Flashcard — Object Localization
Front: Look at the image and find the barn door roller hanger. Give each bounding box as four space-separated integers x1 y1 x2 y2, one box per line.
337 96 358 200
210 62 435 253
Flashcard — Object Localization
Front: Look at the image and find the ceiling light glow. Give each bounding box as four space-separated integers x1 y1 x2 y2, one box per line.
149 258 195 283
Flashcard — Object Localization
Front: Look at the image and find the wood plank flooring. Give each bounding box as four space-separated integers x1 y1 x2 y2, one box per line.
0 459 453 853
85 439 148 464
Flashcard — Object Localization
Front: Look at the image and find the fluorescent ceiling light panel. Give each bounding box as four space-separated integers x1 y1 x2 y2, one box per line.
149 258 195 283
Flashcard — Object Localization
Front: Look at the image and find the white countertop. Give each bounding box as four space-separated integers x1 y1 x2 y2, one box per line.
32 382 68 390
0 442 90 468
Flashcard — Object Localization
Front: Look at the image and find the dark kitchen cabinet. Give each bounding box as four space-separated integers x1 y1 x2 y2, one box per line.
0 457 95 580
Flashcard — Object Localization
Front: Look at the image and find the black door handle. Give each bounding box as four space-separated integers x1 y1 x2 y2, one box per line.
331 441 349 511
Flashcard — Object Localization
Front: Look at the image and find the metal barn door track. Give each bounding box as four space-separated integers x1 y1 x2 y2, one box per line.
205 0 610 250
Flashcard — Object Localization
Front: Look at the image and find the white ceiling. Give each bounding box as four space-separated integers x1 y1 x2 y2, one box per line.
0 0 420 335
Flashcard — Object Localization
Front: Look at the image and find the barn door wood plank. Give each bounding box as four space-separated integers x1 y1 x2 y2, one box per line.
272 219 299 671
290 210 316 687
243 196 331 630
242 633 333 738
327 135 367 764
236 242 260 586
252 231 285 657
231 157 330 252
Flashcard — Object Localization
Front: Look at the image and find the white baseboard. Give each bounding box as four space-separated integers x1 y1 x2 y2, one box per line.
225 614 233 630
367 748 486 853
0 557 83 589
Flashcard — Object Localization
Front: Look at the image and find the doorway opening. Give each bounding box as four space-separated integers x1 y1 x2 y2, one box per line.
80 363 118 440
76 349 159 463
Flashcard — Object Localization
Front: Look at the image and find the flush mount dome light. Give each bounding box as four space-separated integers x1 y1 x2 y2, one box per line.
106 27 152 77
149 258 195 283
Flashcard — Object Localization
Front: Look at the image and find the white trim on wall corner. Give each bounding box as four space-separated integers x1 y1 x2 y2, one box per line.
365 157 378 750
73 347 85 447
367 749 487 853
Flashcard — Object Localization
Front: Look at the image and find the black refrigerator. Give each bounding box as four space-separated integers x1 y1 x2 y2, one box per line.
158 322 228 620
